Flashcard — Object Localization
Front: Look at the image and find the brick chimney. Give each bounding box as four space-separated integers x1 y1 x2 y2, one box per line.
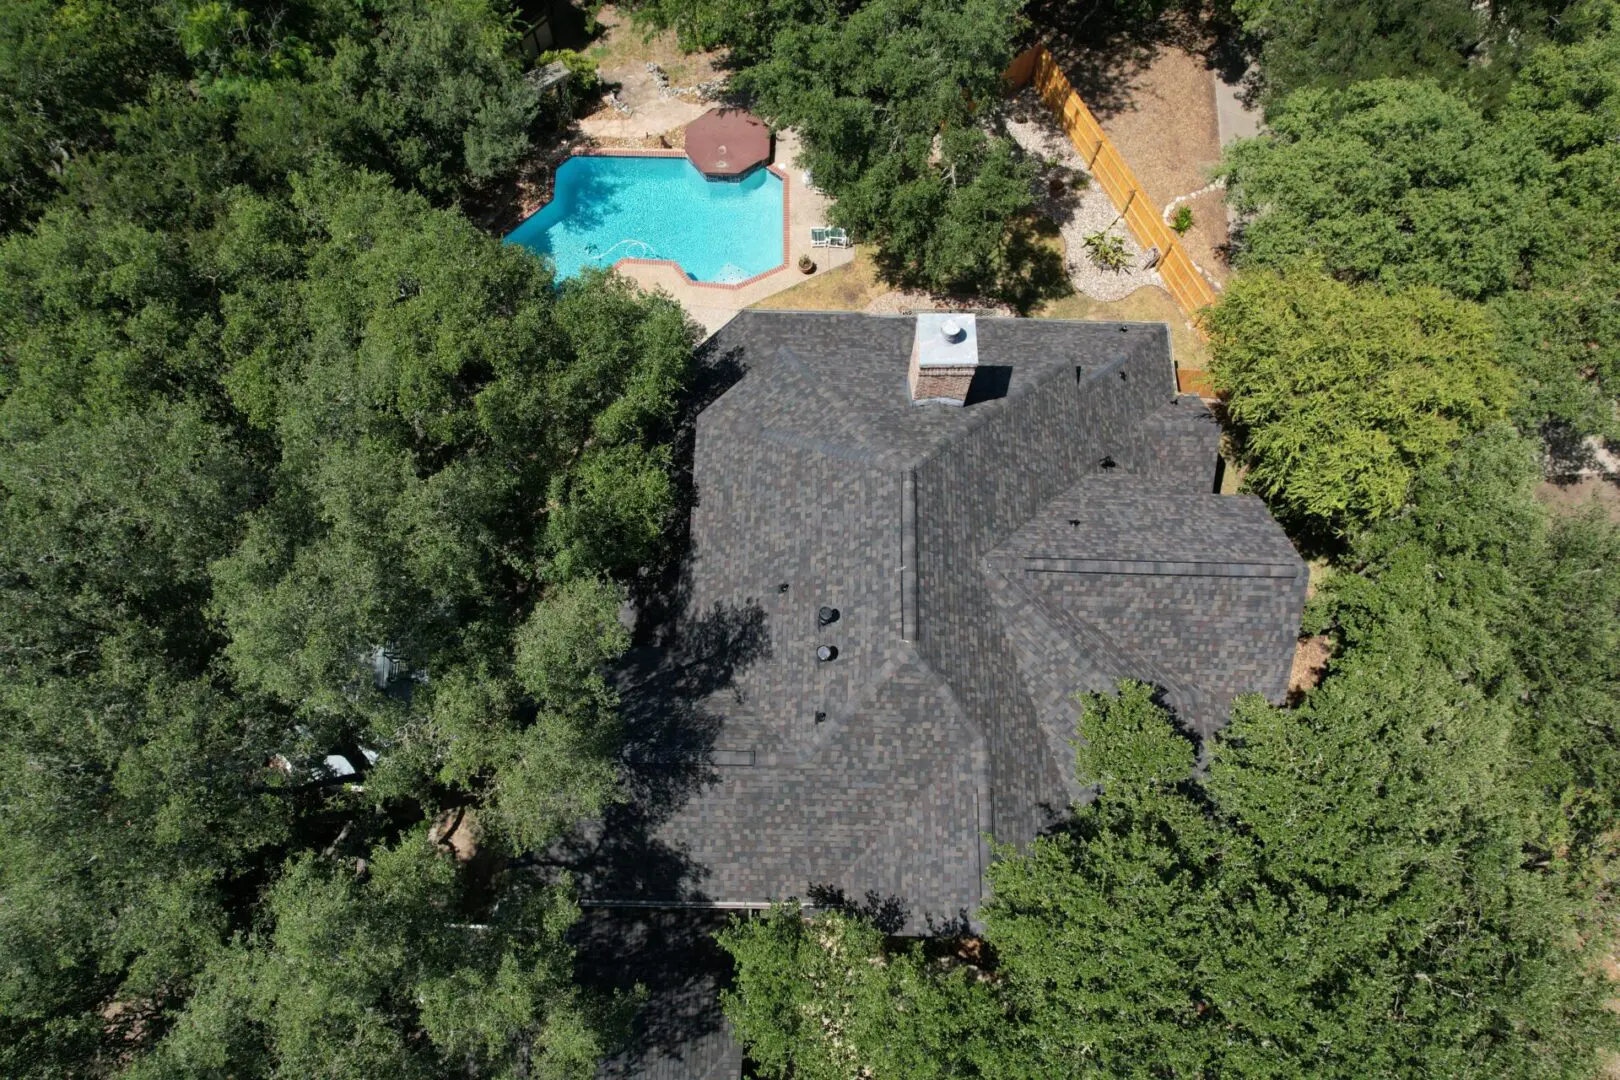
909 313 979 406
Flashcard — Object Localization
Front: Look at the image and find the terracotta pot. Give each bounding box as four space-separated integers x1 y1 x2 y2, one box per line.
798 256 816 274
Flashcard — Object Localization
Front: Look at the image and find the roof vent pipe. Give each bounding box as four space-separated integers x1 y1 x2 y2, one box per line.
940 318 965 343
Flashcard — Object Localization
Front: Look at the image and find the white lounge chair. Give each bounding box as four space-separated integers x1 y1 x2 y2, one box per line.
810 227 851 248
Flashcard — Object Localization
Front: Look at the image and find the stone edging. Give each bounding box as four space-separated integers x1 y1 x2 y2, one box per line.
556 148 792 292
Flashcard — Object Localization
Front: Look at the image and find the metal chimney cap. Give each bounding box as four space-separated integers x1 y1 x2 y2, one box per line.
914 313 979 370
816 644 838 662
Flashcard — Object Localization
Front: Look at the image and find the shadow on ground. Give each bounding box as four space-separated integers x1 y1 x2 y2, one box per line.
1025 0 1255 119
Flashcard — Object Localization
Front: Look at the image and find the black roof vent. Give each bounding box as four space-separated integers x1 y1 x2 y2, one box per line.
816 645 838 662
778 582 790 593
1099 455 1117 470
818 606 839 626
815 710 827 723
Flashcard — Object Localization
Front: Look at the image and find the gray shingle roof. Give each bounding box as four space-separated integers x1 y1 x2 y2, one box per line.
584 310 1305 927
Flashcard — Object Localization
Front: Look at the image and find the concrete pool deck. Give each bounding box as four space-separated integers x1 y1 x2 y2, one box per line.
609 130 854 337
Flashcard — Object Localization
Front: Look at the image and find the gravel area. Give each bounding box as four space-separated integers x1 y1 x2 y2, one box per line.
862 290 1015 317
1002 94 1164 303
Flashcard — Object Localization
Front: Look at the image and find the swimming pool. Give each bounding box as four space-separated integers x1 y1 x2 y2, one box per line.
507 154 785 285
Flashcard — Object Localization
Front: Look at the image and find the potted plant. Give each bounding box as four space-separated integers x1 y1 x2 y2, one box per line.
798 254 816 274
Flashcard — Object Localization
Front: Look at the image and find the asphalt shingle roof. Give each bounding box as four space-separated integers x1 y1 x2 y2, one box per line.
585 310 1306 925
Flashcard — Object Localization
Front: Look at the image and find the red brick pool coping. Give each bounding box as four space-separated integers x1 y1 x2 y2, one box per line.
547 147 792 292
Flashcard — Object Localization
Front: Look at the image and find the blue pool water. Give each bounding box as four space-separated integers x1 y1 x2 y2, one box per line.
507 155 784 284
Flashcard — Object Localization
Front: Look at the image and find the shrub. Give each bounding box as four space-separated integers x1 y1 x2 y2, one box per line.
1084 230 1129 271
1171 205 1193 235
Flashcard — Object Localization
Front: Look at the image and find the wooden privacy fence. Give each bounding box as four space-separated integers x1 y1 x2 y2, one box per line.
1004 45 1218 330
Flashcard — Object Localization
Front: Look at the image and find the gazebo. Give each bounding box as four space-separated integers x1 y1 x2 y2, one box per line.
684 108 772 178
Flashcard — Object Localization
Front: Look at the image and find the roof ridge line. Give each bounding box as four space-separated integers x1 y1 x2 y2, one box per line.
903 358 1083 474
1012 556 1303 579
981 555 1200 716
788 652 915 765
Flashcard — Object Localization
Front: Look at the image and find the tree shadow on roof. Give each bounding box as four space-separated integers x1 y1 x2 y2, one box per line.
548 596 773 903
805 884 911 935
574 907 741 1080
627 334 750 643
549 597 773 1077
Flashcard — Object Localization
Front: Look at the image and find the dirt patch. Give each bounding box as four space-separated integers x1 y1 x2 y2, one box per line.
1538 476 1620 524
586 129 692 150
584 5 724 88
749 243 1021 318
430 806 481 863
577 5 725 142
1058 34 1236 293
1306 558 1333 601
1217 455 1245 495
749 246 890 312
1092 47 1223 211
1034 284 1210 371
1003 95 1166 303
863 290 1015 317
1287 634 1333 704
1170 187 1232 288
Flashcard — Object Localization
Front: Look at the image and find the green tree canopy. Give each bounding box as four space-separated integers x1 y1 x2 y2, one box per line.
125 830 615 1080
718 906 1002 1080
0 2 699 1072
1205 266 1513 538
1221 7 1620 444
0 0 542 238
724 669 1620 1077
1314 427 1620 840
0 160 696 1075
1232 0 1575 103
1222 79 1548 300
0 0 181 232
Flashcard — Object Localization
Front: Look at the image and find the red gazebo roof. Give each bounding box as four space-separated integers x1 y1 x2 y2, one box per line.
684 108 772 177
